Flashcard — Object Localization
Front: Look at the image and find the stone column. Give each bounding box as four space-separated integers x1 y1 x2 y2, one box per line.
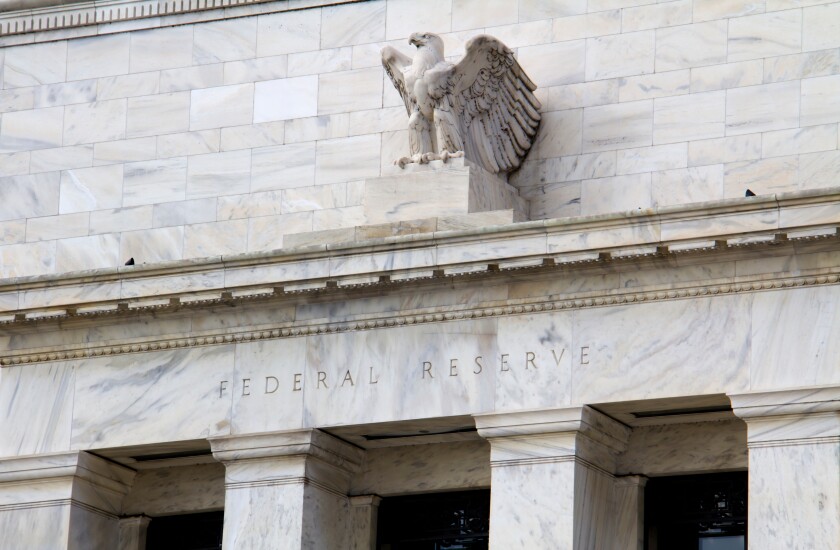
613 475 646 550
730 386 840 549
0 451 135 549
475 406 630 550
349 495 381 550
210 429 363 550
118 516 150 550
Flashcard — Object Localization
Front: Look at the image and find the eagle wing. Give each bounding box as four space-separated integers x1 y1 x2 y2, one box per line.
381 45 415 116
431 35 541 174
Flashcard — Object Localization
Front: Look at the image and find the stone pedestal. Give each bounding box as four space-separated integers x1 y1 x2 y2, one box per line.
730 387 840 550
210 429 363 550
0 451 135 549
475 407 630 550
284 158 529 248
364 158 528 225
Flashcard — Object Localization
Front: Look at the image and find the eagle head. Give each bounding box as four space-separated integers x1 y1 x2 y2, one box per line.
408 32 444 57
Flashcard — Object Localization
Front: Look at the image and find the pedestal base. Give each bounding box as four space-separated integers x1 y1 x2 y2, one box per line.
284 159 529 248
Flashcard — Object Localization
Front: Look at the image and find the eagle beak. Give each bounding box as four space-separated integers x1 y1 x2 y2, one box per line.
409 33 421 47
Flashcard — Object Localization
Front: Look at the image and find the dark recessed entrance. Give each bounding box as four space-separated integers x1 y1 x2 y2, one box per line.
377 489 491 550
145 511 224 550
645 472 747 550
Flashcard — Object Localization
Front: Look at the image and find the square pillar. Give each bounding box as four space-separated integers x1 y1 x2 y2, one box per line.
475 406 630 550
210 429 363 550
0 451 135 549
613 475 646 550
349 495 381 550
118 516 150 550
730 386 840 549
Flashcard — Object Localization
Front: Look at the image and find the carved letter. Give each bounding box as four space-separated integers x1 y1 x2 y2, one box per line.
474 356 483 374
342 370 355 387
423 361 434 379
293 373 302 392
369 367 379 384
581 346 590 365
526 351 537 369
219 380 228 398
552 348 566 367
242 378 251 396
265 376 279 394
500 353 510 372
450 358 458 377
318 371 328 389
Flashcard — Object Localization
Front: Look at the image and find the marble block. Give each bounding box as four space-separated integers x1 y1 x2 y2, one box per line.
362 158 528 225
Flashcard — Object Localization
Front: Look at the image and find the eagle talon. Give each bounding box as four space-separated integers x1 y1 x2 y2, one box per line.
395 156 413 169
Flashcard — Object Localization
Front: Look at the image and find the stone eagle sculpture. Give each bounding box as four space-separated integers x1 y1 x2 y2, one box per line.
382 32 541 177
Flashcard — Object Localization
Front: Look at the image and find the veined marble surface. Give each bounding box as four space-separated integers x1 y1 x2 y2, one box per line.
70 346 233 450
122 463 225 516
4 278 840 452
0 360 75 456
618 419 747 476
352 440 490 496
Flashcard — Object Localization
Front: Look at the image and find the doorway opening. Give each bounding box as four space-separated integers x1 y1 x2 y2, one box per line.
377 489 490 549
145 510 223 550
645 472 747 550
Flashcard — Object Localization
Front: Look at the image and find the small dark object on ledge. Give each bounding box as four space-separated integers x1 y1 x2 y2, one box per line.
125 257 135 266
745 189 756 197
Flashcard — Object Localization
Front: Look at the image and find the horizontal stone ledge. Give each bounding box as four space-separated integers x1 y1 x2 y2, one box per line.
0 0 361 43
729 385 840 418
0 189 838 319
4 265 840 366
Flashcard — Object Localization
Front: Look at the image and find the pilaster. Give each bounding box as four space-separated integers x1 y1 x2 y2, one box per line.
730 386 840 549
118 516 150 550
613 475 647 550
0 451 135 549
210 429 364 550
475 406 630 550
349 495 381 550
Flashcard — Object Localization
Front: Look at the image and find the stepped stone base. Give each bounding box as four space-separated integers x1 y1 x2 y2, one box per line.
363 158 528 224
285 159 529 247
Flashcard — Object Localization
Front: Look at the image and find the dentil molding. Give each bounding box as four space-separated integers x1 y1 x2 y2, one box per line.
0 0 365 43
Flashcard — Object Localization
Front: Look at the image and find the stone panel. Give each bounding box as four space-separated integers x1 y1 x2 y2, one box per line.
71 346 234 449
67 34 129 81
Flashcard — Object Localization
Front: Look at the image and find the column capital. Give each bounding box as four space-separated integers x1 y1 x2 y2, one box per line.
210 428 363 469
614 474 648 488
474 406 629 450
729 385 840 418
0 451 135 516
729 385 840 447
473 406 630 470
349 495 382 507
209 429 363 495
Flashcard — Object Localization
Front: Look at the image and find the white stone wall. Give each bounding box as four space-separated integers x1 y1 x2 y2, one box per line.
0 0 839 278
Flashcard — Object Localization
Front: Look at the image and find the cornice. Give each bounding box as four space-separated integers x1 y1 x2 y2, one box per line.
3 261 840 367
3 187 839 316
0 0 365 44
2 188 840 366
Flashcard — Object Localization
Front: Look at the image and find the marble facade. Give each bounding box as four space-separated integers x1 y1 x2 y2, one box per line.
1 1 840 549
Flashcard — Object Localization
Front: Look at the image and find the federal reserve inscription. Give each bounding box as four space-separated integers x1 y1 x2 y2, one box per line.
219 345 592 398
